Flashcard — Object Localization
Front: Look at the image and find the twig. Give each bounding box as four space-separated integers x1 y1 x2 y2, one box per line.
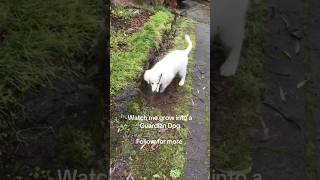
192 92 204 103
195 72 203 81
191 99 195 106
127 173 134 180
280 48 292 60
279 14 290 30
259 119 277 142
262 102 302 131
195 64 205 74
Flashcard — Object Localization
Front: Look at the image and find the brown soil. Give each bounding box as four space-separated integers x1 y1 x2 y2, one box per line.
111 9 151 51
129 11 151 34
111 9 151 34
141 76 183 115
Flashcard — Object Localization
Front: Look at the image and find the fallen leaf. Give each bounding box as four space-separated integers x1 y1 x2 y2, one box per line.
296 79 308 88
280 14 289 29
279 86 286 101
294 42 301 55
281 49 292 60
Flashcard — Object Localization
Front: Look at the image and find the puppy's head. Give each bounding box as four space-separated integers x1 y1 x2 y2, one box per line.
144 70 161 93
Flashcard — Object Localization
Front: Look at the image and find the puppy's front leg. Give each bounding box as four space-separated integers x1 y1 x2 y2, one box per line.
160 80 172 93
160 83 167 93
178 68 187 86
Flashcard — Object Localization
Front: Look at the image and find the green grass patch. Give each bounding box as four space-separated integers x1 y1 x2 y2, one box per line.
110 10 174 96
212 0 267 170
0 0 103 119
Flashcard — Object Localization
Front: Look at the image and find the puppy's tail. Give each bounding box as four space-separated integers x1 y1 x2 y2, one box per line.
184 34 192 55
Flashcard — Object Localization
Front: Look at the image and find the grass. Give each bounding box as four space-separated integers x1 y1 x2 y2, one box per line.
211 0 267 170
127 18 196 179
110 10 174 96
110 15 197 179
111 7 135 19
0 0 103 120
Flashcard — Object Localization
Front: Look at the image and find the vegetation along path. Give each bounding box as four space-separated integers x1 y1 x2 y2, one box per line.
183 0 210 179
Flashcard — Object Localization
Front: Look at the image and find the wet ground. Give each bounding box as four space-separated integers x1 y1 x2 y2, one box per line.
251 0 320 179
182 0 210 179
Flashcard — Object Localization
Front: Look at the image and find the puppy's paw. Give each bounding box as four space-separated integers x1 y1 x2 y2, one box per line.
179 81 185 86
220 62 237 77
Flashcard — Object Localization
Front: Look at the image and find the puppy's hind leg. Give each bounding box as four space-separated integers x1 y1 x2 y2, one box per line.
220 44 242 77
219 16 246 77
178 67 187 86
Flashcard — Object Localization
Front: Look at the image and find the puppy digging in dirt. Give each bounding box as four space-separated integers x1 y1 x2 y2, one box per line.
144 35 192 93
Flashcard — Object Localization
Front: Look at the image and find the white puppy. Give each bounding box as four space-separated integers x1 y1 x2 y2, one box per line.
212 0 250 76
144 35 192 93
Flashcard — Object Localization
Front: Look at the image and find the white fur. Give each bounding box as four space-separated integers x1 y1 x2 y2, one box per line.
144 35 192 93
212 0 250 76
